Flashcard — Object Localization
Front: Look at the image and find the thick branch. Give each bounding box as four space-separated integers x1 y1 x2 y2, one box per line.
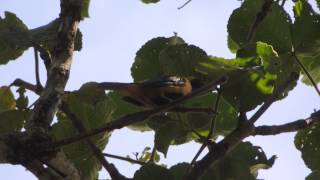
28 0 82 130
54 76 228 147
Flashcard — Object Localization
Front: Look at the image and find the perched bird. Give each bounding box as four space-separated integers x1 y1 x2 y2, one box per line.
98 76 203 108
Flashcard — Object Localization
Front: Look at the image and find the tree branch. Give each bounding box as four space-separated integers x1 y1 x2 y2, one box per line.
253 110 320 136
177 0 192 10
53 76 228 147
103 153 146 165
28 0 82 130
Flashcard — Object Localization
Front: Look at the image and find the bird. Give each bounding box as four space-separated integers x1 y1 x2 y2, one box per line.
98 75 203 108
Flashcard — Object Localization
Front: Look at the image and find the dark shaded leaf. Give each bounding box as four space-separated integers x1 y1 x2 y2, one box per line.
0 12 30 65
295 126 320 172
131 36 185 81
228 0 292 53
0 110 30 135
202 142 276 180
141 0 160 4
133 164 173 180
51 83 114 180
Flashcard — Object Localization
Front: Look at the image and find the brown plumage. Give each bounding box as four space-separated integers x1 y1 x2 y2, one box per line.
98 76 202 108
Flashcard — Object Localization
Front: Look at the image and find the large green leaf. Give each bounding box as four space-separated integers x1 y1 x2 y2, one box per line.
228 0 292 53
292 1 320 85
295 126 320 174
131 36 185 81
51 83 114 180
0 12 29 65
107 91 149 131
159 44 209 77
292 1 320 58
202 142 276 180
134 164 174 180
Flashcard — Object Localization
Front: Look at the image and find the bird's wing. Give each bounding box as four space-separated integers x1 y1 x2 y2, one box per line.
139 76 185 87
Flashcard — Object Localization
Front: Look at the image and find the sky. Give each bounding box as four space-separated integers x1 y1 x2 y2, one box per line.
0 0 319 179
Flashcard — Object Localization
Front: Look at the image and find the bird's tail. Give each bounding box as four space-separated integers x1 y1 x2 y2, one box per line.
98 82 132 91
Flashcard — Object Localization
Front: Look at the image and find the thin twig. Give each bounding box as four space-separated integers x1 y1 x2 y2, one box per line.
190 90 221 166
248 72 299 124
177 0 192 10
246 0 273 43
103 153 146 165
281 0 286 7
293 53 320 96
148 146 157 163
33 47 42 90
53 76 228 148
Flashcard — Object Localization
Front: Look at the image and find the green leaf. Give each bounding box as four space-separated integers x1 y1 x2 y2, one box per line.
199 56 277 111
16 87 29 110
141 0 160 4
107 91 149 131
300 54 320 86
154 120 188 156
51 83 114 180
0 12 30 65
81 0 90 18
292 1 320 58
227 35 240 53
294 1 303 17
131 36 185 81
159 44 209 77
169 163 191 180
295 126 320 172
0 86 16 112
133 164 174 180
292 1 320 85
307 170 320 180
228 0 292 53
202 142 276 180
0 110 30 135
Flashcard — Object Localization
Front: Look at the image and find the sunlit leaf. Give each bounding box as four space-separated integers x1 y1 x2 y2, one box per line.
0 86 16 112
